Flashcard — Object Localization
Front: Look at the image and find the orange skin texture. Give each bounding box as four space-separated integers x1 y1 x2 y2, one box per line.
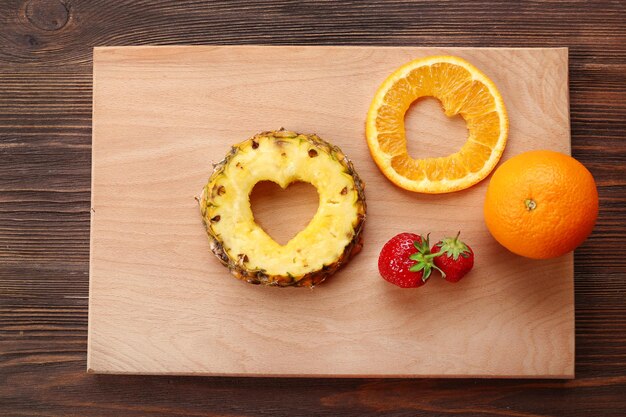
484 150 598 259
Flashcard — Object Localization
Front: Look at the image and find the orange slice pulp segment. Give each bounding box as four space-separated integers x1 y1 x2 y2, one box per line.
365 56 509 193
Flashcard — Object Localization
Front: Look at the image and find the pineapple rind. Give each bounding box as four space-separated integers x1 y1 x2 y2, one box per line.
199 130 366 287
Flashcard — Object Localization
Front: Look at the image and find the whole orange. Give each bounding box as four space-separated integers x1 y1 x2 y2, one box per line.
483 150 598 259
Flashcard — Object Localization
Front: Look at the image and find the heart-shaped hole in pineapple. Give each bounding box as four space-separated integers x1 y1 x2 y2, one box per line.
249 180 320 246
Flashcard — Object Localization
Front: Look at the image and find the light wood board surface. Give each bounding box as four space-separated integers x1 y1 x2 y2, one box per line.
89 45 573 378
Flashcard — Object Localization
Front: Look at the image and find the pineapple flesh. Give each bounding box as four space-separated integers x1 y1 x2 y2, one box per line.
199 130 366 287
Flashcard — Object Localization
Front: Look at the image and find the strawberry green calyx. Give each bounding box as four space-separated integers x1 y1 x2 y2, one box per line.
408 234 446 281
436 231 471 261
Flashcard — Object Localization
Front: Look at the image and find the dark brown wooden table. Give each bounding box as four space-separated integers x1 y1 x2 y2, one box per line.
1 1 625 416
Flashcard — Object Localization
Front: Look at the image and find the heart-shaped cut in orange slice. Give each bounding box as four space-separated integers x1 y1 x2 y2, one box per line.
366 55 509 193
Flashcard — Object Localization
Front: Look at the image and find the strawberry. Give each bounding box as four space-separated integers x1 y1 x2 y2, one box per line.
378 233 443 288
431 232 474 283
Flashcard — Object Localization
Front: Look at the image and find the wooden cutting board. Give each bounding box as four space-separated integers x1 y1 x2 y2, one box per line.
89 45 573 378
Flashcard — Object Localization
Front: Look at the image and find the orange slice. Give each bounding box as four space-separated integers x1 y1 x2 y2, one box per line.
366 56 509 193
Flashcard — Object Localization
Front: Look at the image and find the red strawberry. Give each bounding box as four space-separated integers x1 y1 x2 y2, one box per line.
378 233 442 288
431 232 474 283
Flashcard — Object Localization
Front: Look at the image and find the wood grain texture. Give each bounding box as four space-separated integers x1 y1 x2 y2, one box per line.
89 45 573 378
1 0 625 415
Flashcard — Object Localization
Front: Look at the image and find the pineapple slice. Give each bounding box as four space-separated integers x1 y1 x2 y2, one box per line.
199 130 366 287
